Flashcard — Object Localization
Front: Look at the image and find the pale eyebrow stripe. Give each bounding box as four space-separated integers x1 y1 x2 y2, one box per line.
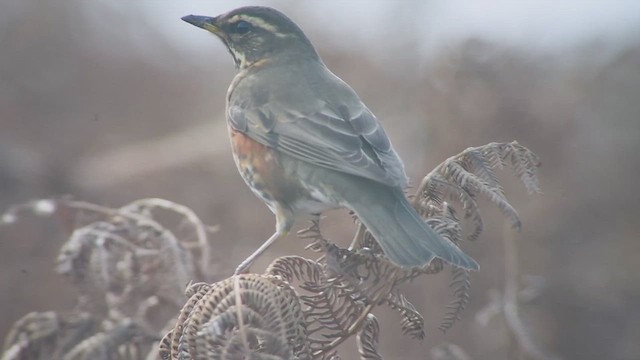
227 14 282 35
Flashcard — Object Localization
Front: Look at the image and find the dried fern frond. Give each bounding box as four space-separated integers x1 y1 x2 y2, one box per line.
1 312 95 360
1 197 213 318
2 198 219 360
414 141 541 239
439 267 472 333
162 274 311 360
425 202 464 246
54 199 206 308
297 219 331 254
160 282 212 360
119 198 215 276
300 141 540 347
3 197 213 291
2 311 60 359
61 318 146 360
2 141 541 360
356 314 382 360
386 291 425 339
164 253 389 360
267 254 369 355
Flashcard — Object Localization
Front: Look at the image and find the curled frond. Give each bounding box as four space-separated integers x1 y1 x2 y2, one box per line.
415 141 540 238
4 198 213 301
50 198 207 311
162 274 311 360
1 312 95 360
266 255 325 287
119 198 215 276
164 282 212 360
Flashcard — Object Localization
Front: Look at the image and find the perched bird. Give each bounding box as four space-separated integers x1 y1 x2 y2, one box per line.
182 7 479 274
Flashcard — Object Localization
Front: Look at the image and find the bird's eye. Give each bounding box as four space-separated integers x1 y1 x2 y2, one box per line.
234 20 252 35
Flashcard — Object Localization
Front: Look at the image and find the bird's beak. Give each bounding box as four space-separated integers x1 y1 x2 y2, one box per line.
181 15 223 36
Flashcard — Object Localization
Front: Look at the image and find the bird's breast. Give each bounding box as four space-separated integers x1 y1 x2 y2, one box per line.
228 126 339 215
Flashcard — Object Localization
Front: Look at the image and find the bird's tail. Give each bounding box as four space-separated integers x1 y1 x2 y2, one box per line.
343 183 479 270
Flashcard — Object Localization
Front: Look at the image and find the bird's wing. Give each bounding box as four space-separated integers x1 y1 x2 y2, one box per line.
228 98 408 188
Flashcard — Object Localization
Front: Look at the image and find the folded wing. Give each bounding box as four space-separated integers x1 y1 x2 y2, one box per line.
228 100 408 188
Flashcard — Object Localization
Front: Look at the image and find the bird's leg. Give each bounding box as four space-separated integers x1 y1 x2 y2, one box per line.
234 208 293 275
234 231 286 274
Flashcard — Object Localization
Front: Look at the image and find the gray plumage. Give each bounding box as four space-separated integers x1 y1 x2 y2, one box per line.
182 6 479 271
228 60 408 188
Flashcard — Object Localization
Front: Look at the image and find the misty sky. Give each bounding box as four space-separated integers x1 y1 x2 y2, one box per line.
111 1 640 50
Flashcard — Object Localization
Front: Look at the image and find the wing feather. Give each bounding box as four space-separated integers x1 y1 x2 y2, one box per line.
227 64 408 187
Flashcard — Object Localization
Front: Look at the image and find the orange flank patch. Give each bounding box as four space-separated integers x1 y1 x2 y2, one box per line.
228 127 290 203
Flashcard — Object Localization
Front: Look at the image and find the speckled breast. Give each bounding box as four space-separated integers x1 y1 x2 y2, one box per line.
228 126 339 216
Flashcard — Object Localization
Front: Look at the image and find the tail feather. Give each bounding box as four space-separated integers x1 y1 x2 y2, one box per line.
346 187 479 270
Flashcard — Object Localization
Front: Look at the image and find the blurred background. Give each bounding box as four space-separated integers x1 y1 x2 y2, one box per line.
1 1 639 359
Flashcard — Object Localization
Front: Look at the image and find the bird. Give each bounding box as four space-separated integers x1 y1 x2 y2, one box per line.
181 6 479 274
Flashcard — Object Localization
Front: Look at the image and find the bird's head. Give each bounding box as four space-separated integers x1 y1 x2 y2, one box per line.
182 6 319 70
